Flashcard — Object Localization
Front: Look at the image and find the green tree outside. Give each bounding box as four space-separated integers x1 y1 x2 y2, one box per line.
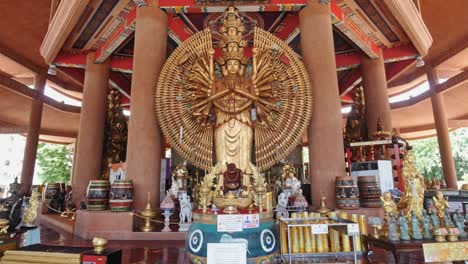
411 128 468 181
36 143 73 183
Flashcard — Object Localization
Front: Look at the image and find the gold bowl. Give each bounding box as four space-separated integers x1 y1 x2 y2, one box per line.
212 195 253 209
461 184 468 190
92 237 108 254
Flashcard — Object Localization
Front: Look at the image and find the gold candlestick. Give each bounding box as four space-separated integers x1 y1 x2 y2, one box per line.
340 212 351 252
140 192 156 232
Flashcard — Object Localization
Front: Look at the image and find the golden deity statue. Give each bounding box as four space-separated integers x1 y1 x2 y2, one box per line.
156 6 312 211
155 6 312 173
281 162 301 195
23 189 39 227
380 191 397 220
397 149 425 219
169 164 189 197
432 190 449 220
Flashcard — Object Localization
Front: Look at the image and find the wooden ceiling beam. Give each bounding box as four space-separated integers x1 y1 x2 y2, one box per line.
435 69 468 93
94 8 137 63
168 14 194 45
0 43 44 74
330 0 380 59
47 74 83 93
159 1 307 13
0 73 80 114
389 37 468 87
273 13 299 44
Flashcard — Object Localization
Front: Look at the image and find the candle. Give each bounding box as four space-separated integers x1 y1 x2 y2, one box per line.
359 215 368 250
351 214 362 251
340 212 351 252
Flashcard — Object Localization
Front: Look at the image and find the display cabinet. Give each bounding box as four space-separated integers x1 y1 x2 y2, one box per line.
279 216 361 264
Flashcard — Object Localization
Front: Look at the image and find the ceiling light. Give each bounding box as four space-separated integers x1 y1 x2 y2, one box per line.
415 56 425 68
47 65 57 75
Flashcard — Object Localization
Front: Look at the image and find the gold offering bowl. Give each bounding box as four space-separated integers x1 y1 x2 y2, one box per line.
212 193 253 209
92 237 108 254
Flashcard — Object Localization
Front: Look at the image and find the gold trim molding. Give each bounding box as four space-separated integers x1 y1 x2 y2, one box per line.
40 0 91 64
383 0 432 57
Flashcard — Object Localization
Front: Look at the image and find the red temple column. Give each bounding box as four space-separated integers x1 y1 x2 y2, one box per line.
299 1 345 207
72 52 110 205
20 72 46 194
427 67 457 189
360 49 393 133
125 0 167 209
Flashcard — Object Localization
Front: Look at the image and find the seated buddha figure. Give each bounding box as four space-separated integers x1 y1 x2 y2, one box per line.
221 163 246 195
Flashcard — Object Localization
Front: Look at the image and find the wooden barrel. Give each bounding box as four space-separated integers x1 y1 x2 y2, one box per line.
109 180 134 212
358 176 381 198
335 176 359 210
44 183 65 213
358 176 381 208
86 180 110 211
336 198 360 210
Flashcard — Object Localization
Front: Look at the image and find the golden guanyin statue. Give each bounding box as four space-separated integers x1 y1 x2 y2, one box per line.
397 149 425 219
156 6 312 210
156 6 311 172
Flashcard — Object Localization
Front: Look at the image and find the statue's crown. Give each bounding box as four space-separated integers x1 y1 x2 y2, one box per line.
218 6 248 64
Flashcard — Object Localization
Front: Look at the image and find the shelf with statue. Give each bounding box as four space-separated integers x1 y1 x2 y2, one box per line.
365 184 468 263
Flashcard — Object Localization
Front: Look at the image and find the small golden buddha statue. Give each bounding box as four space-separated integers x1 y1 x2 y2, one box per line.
380 192 397 221
433 190 449 220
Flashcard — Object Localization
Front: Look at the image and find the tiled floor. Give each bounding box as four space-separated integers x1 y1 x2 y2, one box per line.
35 225 429 264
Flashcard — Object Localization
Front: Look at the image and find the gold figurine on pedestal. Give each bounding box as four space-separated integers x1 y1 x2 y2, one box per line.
433 190 449 220
397 149 425 219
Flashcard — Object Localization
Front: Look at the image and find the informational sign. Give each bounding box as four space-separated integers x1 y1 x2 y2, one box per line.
242 214 259 229
311 224 328 234
207 243 247 264
423 241 468 262
217 215 243 232
347 223 360 236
